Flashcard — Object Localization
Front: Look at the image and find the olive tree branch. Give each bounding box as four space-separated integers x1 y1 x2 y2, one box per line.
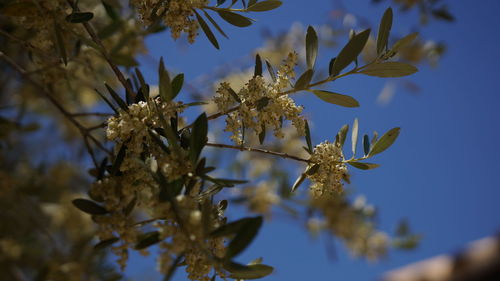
206 142 311 163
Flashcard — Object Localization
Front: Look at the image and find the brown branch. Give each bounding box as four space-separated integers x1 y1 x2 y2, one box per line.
65 0 135 98
206 142 311 163
0 51 111 155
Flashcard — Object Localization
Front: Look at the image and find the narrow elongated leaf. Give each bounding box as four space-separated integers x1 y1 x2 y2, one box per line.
376 7 393 55
348 161 380 170
254 53 262 77
225 262 274 279
369 127 400 157
258 124 266 145
72 199 108 215
158 57 173 101
65 12 94 23
311 90 359 107
247 0 282 12
331 29 371 76
171 73 184 99
337 124 349 148
265 60 277 82
202 10 228 38
228 87 241 103
135 231 160 250
194 10 220 49
306 26 318 69
94 237 119 250
294 69 314 90
189 113 208 164
304 120 313 153
210 217 258 238
291 172 307 192
135 68 149 100
110 143 127 176
226 216 263 258
217 10 252 27
359 62 418 77
363 134 370 156
351 118 359 157
328 57 336 76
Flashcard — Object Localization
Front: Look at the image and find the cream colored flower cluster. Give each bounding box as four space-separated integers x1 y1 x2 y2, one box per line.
307 141 348 197
132 0 208 43
308 195 388 260
213 52 306 145
242 181 280 217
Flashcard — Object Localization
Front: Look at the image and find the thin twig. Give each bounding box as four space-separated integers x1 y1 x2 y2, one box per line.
66 0 135 97
0 51 111 156
206 142 310 163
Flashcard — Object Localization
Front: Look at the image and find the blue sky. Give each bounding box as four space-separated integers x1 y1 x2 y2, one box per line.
124 1 500 280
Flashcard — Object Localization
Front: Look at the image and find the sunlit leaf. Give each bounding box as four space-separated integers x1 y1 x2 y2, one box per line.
295 69 314 90
224 262 274 279
376 7 393 55
351 118 359 157
348 161 380 170
368 127 400 157
194 10 220 49
330 29 370 76
217 10 252 27
310 90 359 107
246 0 282 12
306 26 318 69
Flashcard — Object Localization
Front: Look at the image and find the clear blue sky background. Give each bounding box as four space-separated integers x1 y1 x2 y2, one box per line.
124 1 500 280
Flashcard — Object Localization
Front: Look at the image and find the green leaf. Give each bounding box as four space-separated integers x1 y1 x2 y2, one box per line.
359 62 418 77
226 216 263 259
202 10 228 38
228 87 241 103
330 29 371 76
363 134 370 156
256 97 270 111
348 161 380 170
210 217 259 238
94 237 119 250
194 10 220 49
376 7 393 55
368 127 400 157
65 12 94 23
391 33 418 53
351 118 359 157
217 10 252 27
171 73 184 99
254 53 262 77
337 124 349 148
225 262 274 279
110 143 127 176
306 26 318 69
310 90 359 108
135 68 149 100
53 23 68 66
72 199 108 215
135 231 161 250
291 172 307 192
246 0 282 12
304 120 313 153
328 57 336 76
158 57 173 101
189 113 208 164
294 69 314 90
265 60 277 82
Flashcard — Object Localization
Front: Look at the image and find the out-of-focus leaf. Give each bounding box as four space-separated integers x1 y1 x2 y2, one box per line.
110 143 127 176
225 216 263 258
391 33 418 53
111 53 138 67
265 60 277 82
224 262 274 279
1 2 37 17
254 53 262 77
310 90 359 107
65 12 94 23
359 62 418 77
53 23 68 66
306 26 318 69
94 237 119 250
135 231 160 250
72 199 108 215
